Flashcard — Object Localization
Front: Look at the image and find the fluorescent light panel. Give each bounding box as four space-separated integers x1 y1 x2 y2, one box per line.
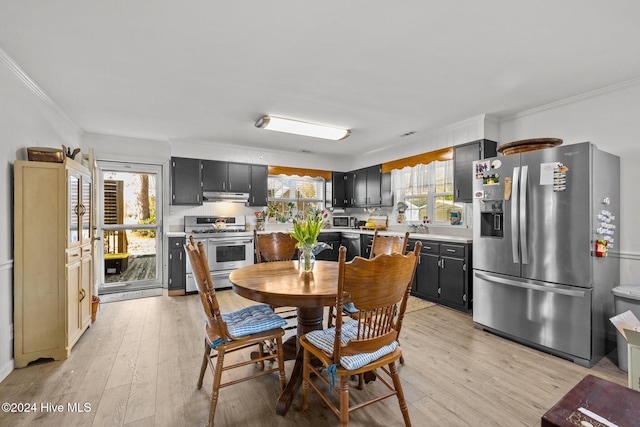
255 116 350 140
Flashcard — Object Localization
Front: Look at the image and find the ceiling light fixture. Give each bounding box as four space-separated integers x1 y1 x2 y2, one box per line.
255 115 350 140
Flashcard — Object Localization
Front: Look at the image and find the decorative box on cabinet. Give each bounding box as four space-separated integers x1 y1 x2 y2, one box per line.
14 159 93 368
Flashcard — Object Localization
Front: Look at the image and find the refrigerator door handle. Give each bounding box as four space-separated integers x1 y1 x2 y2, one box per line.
520 165 529 264
474 272 587 298
511 166 520 263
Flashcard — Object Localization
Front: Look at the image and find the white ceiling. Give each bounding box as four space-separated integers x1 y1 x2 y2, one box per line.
1 1 640 157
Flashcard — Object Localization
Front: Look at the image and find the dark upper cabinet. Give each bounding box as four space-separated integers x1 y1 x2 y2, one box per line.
202 160 250 193
171 157 202 205
344 172 355 207
352 165 384 207
249 164 268 206
202 160 227 192
365 165 381 206
331 172 346 207
353 168 368 206
228 163 251 193
453 139 497 202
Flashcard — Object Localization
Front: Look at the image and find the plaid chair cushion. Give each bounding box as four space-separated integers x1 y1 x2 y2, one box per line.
222 304 287 338
304 319 398 370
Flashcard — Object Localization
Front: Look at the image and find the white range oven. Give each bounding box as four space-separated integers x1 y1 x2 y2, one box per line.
184 215 254 292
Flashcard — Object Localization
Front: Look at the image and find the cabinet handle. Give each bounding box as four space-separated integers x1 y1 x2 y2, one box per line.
446 249 456 253
79 289 86 302
441 259 445 269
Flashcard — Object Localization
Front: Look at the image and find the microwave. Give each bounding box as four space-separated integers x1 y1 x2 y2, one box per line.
333 216 356 228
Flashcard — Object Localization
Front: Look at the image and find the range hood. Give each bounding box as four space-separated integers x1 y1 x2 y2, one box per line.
202 191 249 203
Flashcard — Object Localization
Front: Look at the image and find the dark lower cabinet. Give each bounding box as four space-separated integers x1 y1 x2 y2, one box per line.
317 233 341 261
414 242 440 300
361 234 374 259
168 237 186 295
410 239 472 312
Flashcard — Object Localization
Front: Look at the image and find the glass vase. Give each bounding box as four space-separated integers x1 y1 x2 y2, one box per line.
299 244 316 272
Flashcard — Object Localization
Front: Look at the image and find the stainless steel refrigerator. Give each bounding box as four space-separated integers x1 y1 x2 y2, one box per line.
472 142 620 367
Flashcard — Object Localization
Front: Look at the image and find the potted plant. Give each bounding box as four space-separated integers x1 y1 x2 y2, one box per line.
267 204 279 223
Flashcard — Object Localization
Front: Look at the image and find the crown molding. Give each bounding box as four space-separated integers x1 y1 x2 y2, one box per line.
501 77 640 122
0 46 81 133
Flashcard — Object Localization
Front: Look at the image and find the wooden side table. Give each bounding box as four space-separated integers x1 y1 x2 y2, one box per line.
541 374 640 427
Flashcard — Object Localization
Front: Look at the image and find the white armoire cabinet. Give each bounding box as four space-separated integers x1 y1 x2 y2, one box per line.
14 158 93 368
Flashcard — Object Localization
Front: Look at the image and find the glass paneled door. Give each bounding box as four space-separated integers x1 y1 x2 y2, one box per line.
97 161 163 299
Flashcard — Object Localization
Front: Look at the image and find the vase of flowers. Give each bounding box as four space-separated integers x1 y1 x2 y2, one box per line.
290 209 328 272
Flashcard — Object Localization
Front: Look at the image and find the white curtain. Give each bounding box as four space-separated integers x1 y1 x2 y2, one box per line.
390 163 430 202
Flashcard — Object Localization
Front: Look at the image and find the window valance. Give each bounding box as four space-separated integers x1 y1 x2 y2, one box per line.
381 147 453 173
268 166 332 180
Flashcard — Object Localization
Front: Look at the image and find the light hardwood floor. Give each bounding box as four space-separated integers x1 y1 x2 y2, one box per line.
0 290 627 427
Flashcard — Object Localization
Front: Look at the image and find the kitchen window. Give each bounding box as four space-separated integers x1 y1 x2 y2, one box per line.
267 175 324 220
392 160 462 224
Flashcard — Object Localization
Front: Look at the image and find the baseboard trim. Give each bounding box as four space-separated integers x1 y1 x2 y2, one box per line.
99 288 163 303
0 358 13 384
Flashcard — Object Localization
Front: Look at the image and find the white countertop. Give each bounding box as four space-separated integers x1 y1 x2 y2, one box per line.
166 231 187 237
255 226 472 244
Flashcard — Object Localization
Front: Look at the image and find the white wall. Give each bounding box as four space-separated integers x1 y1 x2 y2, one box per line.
355 114 500 170
0 48 82 382
499 80 640 284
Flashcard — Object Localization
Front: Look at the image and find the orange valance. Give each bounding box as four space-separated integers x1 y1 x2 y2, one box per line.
381 147 453 173
268 165 332 180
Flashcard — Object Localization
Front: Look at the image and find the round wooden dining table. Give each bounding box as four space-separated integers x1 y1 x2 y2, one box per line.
229 260 339 415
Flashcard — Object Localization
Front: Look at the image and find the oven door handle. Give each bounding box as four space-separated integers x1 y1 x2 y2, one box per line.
208 239 254 245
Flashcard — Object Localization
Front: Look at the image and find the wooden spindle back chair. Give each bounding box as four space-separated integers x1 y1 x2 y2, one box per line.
300 242 421 426
370 230 410 258
254 230 298 263
327 231 410 329
185 235 287 427
254 230 299 328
